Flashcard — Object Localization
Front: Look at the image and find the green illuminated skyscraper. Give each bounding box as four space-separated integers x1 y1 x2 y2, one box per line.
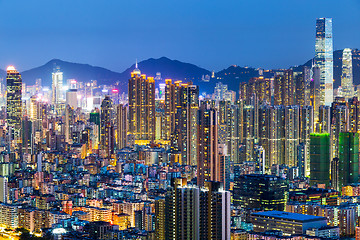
310 133 330 186
338 132 359 189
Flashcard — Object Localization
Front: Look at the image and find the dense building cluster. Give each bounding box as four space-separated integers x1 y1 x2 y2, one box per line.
0 17 360 240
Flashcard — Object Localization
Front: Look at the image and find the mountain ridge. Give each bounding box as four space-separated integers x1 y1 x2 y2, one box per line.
0 50 359 93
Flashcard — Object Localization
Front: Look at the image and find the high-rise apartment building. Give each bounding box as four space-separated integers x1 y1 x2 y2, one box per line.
6 66 22 154
197 102 219 186
100 96 114 159
315 18 333 106
171 83 199 166
341 48 354 100
128 64 155 141
116 104 128 150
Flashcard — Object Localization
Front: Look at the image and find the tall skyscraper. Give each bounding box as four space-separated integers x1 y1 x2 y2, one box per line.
197 102 219 187
315 18 333 106
51 66 63 107
6 66 22 153
100 96 114 159
128 64 155 141
171 83 199 166
116 104 128 150
341 48 354 100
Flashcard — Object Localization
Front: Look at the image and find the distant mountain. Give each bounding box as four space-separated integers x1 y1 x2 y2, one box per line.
214 65 259 91
298 49 360 88
121 57 211 82
21 59 125 90
3 50 360 95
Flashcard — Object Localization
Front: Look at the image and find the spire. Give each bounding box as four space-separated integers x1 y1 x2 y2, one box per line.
132 59 141 76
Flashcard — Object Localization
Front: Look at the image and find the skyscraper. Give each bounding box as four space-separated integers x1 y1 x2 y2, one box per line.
51 66 63 108
128 64 155 142
197 102 219 187
315 18 333 106
171 83 199 166
100 96 114 159
6 66 22 153
341 48 354 100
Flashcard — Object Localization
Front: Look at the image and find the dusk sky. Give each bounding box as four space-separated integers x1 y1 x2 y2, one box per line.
1 0 360 72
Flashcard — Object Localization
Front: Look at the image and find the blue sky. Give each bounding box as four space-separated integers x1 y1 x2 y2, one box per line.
0 0 359 72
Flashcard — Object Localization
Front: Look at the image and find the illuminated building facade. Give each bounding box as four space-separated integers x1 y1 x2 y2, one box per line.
100 96 114 159
6 66 22 154
315 18 333 106
128 64 155 141
233 174 288 211
341 48 354 100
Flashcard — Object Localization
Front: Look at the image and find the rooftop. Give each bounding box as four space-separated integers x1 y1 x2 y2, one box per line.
252 211 327 223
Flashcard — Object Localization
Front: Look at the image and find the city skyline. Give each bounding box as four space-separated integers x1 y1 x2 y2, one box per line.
1 0 360 72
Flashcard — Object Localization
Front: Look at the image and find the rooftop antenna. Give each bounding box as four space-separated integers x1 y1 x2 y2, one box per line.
135 59 138 69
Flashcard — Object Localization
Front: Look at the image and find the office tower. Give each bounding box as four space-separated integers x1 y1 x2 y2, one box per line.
162 179 230 240
349 97 360 132
66 89 78 109
128 64 155 141
315 18 333 106
116 104 128 150
51 66 63 107
197 102 219 186
284 105 300 167
100 96 114 159
6 66 22 153
233 174 288 211
341 48 354 100
218 144 231 190
310 133 330 187
338 132 359 189
172 83 199 166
